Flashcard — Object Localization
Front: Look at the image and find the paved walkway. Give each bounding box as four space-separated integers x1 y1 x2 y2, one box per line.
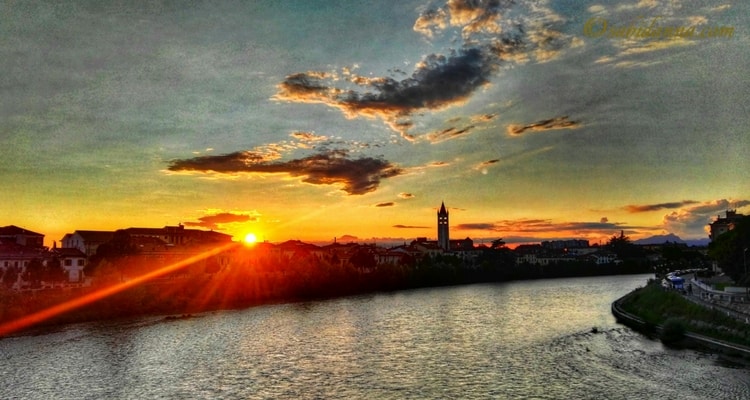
682 274 750 324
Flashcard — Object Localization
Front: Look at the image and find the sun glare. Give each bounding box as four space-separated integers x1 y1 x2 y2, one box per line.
244 233 257 244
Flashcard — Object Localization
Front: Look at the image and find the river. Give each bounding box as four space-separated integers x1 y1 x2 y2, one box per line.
1 274 748 399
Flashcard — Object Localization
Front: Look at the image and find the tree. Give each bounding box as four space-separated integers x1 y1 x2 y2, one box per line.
349 249 376 271
44 257 67 283
490 238 506 249
2 266 19 288
23 258 46 288
607 230 643 260
708 215 750 282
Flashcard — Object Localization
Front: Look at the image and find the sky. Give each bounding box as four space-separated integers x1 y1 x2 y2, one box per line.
2 0 748 247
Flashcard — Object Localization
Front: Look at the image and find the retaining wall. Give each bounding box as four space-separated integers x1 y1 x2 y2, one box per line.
611 289 750 358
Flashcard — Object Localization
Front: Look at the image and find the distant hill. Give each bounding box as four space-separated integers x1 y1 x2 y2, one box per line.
634 233 710 247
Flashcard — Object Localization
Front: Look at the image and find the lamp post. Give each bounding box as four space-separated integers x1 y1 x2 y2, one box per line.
744 247 748 301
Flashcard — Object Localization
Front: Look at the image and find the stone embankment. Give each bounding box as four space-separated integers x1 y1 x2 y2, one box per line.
611 290 750 358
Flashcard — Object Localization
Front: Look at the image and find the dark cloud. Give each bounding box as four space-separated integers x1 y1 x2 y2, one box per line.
471 113 497 122
375 202 395 207
393 224 430 229
454 218 653 235
624 200 699 213
276 47 497 136
338 234 359 242
426 124 476 143
275 1 575 136
455 223 498 230
184 212 255 230
168 149 403 195
398 192 415 199
473 158 501 174
507 116 581 135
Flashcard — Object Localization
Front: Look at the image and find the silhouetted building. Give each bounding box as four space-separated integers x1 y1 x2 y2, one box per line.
0 225 44 248
61 230 115 257
438 202 449 251
541 239 589 249
117 224 232 246
709 210 744 241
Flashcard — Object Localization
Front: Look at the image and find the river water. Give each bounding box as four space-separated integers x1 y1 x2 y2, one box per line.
1 274 748 399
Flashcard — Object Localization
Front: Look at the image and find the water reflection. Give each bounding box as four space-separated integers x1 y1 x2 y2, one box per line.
1 275 747 399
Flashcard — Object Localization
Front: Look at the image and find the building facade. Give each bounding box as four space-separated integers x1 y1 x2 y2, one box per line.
61 230 115 257
0 225 44 248
709 210 744 241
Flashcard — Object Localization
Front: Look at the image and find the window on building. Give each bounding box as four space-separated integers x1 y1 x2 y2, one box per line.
64 259 72 266
77 259 85 266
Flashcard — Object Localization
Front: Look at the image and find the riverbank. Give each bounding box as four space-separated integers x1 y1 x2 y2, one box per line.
612 283 750 359
1 264 652 337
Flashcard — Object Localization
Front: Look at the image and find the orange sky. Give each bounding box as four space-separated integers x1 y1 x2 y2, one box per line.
3 0 748 248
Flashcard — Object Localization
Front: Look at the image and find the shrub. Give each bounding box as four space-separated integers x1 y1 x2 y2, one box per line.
661 317 686 344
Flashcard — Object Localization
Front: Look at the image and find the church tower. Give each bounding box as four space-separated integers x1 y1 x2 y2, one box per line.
437 201 449 250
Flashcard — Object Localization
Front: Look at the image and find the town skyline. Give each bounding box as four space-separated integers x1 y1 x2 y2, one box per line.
3 202 736 250
2 1 748 248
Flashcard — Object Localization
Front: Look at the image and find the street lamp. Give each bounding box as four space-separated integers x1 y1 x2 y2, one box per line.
745 247 748 301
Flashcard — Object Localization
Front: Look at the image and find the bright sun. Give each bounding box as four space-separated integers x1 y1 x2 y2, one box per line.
243 233 257 244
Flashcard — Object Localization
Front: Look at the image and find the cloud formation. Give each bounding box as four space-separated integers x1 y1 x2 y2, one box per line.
393 224 430 229
662 199 750 238
168 149 403 195
184 212 257 230
478 159 500 167
398 192 415 199
474 158 500 175
275 48 496 137
375 202 395 207
507 116 580 136
426 124 476 143
275 0 575 136
453 218 656 240
624 200 698 213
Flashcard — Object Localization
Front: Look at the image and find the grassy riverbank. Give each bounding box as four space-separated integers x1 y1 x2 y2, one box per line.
620 283 750 348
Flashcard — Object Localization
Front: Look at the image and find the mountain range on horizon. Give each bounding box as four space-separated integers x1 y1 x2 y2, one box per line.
633 233 710 247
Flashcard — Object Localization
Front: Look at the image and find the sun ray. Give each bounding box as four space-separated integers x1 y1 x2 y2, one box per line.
0 242 240 337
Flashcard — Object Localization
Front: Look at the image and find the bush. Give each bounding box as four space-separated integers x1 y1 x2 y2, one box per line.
661 317 686 344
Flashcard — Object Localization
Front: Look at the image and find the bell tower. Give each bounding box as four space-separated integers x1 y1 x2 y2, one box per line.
437 202 449 250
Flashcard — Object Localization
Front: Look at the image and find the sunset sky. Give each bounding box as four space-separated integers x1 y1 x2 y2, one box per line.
2 0 748 247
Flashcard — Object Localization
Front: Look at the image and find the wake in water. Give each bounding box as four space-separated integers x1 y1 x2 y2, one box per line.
546 327 750 399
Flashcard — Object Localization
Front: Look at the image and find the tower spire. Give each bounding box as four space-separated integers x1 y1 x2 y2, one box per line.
437 201 449 251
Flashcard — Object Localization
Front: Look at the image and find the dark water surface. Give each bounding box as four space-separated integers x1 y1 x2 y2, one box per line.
1 274 748 399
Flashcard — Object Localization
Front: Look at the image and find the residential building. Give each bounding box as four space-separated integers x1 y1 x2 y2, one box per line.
116 224 232 247
51 247 87 283
541 239 589 250
61 230 115 257
0 225 44 248
709 210 744 241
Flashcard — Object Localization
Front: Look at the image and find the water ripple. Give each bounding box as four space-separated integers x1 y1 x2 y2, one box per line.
1 275 747 399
